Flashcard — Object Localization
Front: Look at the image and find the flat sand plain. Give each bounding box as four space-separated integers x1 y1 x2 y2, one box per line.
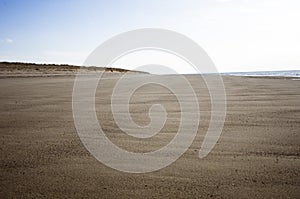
0 68 299 198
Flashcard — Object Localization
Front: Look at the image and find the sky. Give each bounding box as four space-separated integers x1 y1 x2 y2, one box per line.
0 0 300 73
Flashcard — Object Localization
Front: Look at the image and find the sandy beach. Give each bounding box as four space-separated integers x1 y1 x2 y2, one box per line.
0 65 299 198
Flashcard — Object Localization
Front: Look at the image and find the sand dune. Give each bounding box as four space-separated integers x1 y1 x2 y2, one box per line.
0 62 146 77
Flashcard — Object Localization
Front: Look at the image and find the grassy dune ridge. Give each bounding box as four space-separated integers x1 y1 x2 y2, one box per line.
0 61 148 75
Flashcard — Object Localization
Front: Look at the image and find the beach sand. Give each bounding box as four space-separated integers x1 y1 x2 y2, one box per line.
0 67 299 198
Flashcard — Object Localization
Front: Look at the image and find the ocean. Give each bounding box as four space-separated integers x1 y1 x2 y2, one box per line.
222 70 300 77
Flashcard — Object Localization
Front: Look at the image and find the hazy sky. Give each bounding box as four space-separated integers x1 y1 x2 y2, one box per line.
0 0 299 72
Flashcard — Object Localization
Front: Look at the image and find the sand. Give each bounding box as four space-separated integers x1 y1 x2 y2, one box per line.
0 66 299 198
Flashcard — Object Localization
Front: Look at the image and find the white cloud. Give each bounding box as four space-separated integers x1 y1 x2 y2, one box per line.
0 38 13 44
5 38 13 43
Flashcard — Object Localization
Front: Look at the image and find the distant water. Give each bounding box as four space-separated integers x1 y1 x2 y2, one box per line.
222 70 300 77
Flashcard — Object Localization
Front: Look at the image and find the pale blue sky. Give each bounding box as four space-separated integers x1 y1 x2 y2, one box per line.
0 0 299 72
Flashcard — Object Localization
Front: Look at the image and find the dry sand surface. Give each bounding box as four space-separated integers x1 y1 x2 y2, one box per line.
0 66 299 198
